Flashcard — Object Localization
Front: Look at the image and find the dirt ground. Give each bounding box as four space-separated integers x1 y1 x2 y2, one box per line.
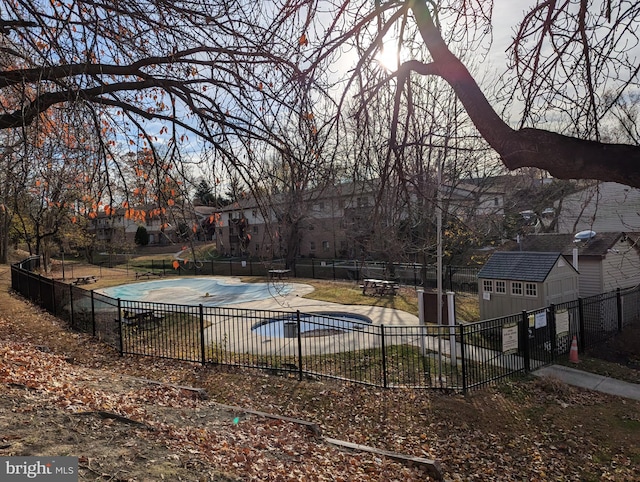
587 323 640 372
1 264 640 481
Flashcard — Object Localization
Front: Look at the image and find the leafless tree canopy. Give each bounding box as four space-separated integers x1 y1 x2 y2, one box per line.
1 0 640 191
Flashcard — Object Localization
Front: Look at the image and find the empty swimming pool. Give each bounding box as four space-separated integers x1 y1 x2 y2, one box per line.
99 277 292 307
252 312 372 338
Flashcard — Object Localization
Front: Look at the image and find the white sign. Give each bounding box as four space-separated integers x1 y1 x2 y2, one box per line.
502 323 519 354
555 309 569 336
534 311 547 329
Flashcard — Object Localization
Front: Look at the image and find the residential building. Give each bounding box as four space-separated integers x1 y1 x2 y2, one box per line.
556 182 640 233
89 208 175 248
212 178 509 260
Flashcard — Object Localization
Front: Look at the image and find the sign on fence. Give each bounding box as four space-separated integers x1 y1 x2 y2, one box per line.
502 323 519 355
534 311 547 329
555 309 570 336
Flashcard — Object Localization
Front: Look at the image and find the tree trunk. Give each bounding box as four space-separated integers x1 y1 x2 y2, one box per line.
409 1 640 188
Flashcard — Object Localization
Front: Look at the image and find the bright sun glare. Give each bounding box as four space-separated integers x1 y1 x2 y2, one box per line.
375 43 400 71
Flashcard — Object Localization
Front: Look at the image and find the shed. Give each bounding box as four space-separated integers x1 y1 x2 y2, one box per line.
509 232 640 297
478 251 579 320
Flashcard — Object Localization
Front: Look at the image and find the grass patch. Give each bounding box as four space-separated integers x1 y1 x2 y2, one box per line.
300 280 420 315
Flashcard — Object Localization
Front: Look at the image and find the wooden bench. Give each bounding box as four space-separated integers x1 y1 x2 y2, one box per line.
73 275 98 285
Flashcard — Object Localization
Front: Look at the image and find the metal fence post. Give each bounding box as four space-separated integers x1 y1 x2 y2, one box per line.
549 304 557 360
91 290 96 338
296 310 303 381
459 323 467 393
52 279 57 317
616 288 623 333
200 304 206 365
381 324 388 388
37 273 43 308
117 298 124 356
69 284 75 329
521 311 530 373
578 298 586 352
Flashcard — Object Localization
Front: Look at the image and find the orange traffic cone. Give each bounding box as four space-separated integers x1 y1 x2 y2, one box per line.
569 336 579 363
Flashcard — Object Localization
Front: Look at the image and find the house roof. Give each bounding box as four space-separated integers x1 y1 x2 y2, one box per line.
508 232 637 257
478 251 569 282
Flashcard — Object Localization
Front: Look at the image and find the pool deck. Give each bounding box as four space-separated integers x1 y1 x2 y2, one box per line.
225 281 419 325
203 281 421 356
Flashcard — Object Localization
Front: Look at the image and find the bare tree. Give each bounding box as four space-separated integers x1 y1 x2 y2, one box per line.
408 1 639 186
0 1 325 206
3 0 640 266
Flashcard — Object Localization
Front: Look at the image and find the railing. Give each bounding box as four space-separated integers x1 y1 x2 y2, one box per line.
94 256 482 294
10 259 640 392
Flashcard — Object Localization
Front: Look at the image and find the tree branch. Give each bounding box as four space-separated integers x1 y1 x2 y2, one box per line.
408 0 640 188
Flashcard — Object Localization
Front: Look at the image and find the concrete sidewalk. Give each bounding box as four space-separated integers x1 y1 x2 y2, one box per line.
534 365 640 401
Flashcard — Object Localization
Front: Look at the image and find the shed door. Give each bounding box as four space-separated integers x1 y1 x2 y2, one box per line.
547 279 564 305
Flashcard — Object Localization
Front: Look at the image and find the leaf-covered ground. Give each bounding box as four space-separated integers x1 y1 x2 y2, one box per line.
1 267 639 481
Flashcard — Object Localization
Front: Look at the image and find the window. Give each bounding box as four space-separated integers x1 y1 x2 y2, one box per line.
252 226 258 234
511 282 523 296
310 241 316 251
495 280 506 294
322 241 330 252
525 283 538 297
483 280 493 292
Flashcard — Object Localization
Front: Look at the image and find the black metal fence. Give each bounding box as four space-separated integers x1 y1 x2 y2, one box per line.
97 256 481 294
10 260 640 392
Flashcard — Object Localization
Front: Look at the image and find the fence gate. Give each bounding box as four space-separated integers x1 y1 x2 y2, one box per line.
524 308 555 370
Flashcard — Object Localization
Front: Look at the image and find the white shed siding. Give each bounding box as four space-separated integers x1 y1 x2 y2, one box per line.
576 259 604 297
479 257 579 319
602 240 640 291
557 182 640 234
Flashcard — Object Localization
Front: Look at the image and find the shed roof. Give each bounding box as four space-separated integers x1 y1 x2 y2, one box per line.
478 251 568 282
510 232 624 257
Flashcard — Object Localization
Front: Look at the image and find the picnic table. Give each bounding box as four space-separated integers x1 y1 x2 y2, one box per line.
120 309 164 329
73 275 98 285
361 279 399 296
268 269 291 280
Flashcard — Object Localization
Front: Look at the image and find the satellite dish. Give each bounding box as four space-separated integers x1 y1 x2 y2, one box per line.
574 230 596 242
